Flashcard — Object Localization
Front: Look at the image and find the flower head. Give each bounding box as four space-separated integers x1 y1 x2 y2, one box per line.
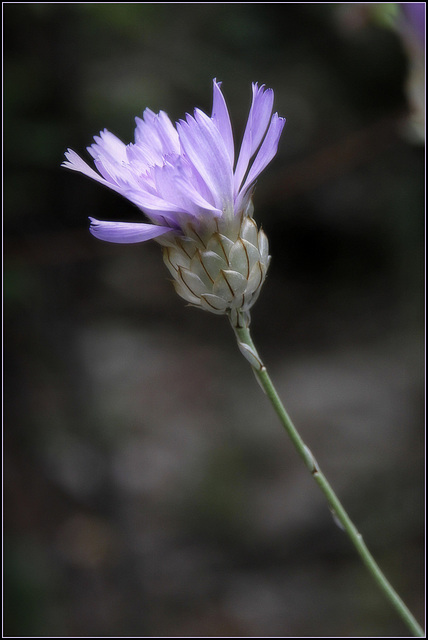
63 80 285 325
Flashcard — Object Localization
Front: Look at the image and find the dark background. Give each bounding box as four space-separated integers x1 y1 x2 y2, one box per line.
4 3 424 637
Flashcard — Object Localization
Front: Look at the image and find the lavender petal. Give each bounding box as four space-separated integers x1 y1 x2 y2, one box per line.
233 84 274 193
212 79 234 166
89 218 172 243
177 110 234 213
238 113 286 204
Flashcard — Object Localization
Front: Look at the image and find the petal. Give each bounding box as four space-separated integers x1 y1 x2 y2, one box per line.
92 156 135 191
125 186 186 220
134 109 160 148
134 109 180 158
175 155 215 205
89 217 172 243
155 111 181 155
125 187 199 229
234 84 274 193
131 160 219 222
126 140 161 170
212 79 234 166
149 162 213 221
239 113 285 197
151 162 188 210
62 149 122 193
177 109 234 213
175 176 223 218
98 129 128 160
87 129 128 165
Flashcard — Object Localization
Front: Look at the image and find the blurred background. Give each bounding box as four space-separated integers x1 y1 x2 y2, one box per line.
4 3 425 637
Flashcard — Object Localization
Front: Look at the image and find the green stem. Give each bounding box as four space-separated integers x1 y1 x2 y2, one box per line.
233 319 423 637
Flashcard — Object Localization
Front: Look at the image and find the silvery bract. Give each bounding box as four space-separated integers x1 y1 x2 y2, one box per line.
62 80 285 326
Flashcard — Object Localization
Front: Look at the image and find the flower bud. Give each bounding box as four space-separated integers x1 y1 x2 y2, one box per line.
160 207 270 324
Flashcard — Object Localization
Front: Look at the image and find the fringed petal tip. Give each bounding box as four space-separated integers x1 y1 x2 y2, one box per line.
62 148 114 187
61 148 84 170
88 217 172 244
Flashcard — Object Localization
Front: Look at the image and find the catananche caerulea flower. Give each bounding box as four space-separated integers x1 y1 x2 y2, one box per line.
63 80 285 325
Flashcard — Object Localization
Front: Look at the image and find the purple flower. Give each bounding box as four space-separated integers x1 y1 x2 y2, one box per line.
401 2 425 48
63 80 285 323
62 80 285 244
